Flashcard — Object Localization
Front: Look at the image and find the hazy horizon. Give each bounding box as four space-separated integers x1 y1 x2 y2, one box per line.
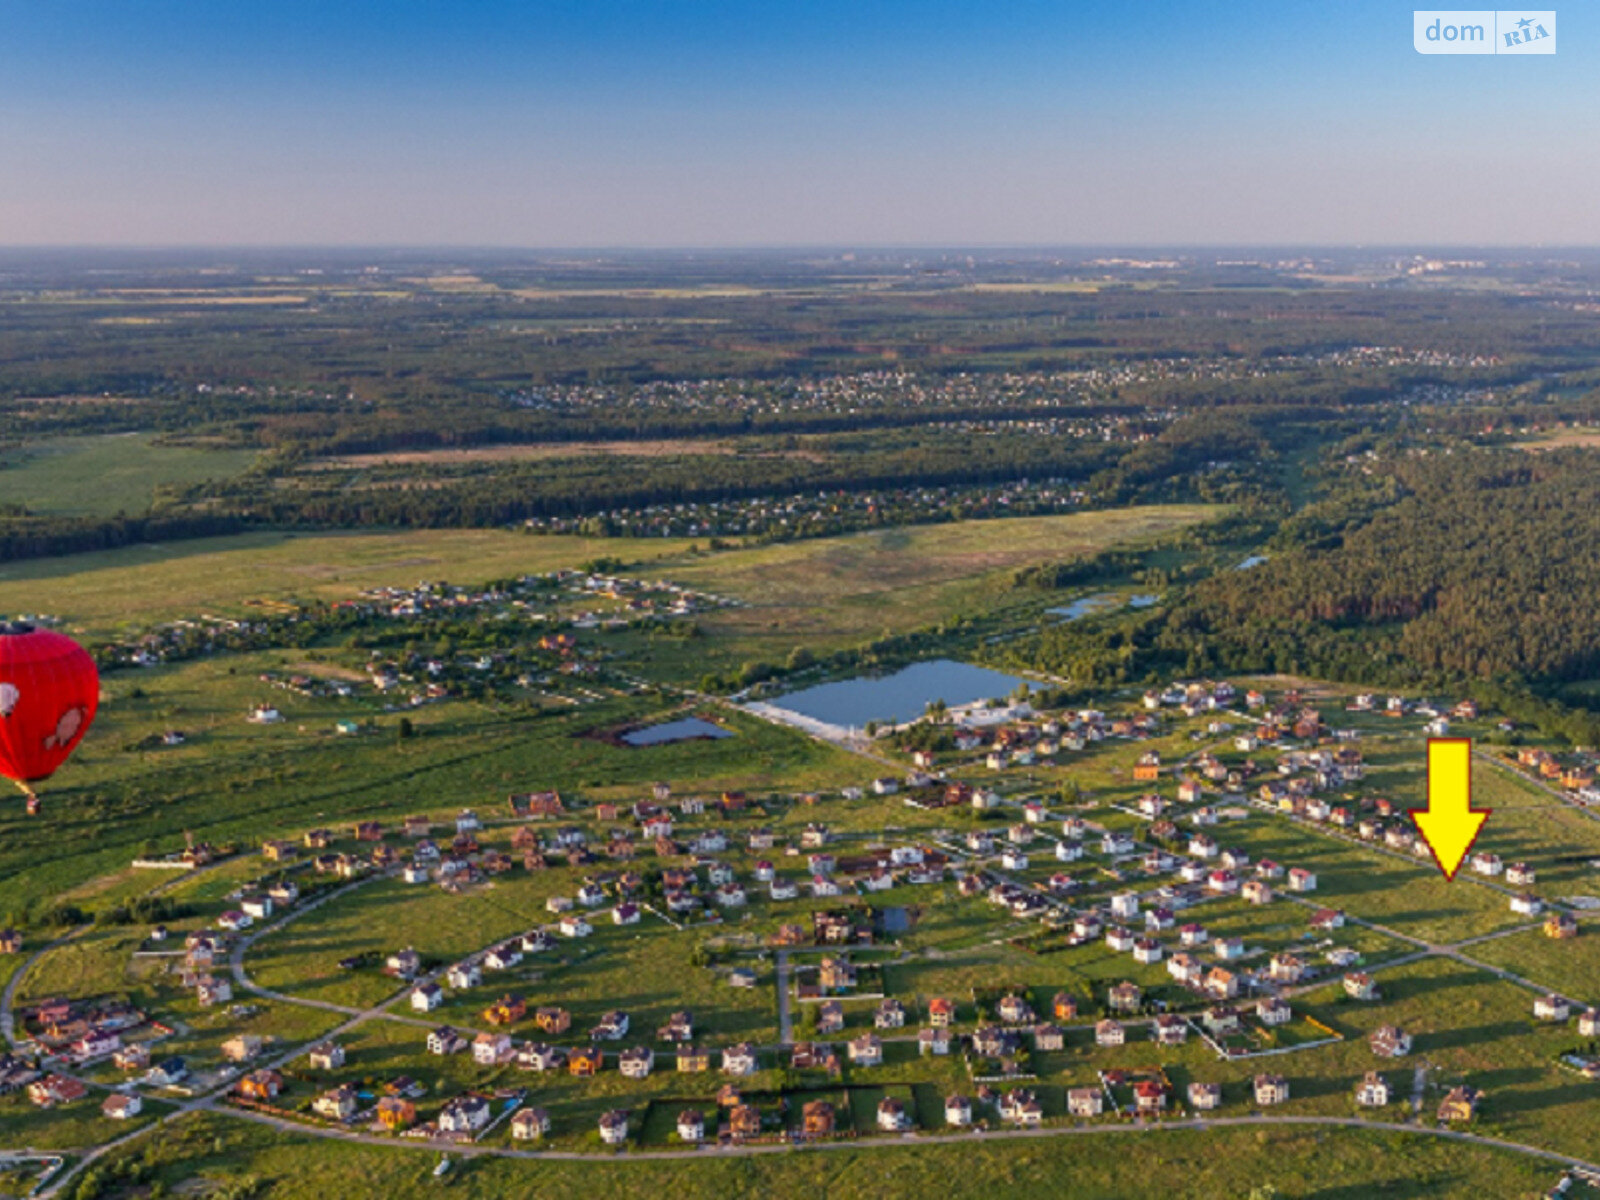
3 1 1595 247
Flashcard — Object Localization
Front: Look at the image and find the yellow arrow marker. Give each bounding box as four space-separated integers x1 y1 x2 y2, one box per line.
1411 738 1491 881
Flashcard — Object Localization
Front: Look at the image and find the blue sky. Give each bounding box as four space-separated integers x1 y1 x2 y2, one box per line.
0 1 1594 245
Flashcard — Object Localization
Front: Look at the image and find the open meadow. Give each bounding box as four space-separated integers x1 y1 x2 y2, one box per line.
0 433 261 519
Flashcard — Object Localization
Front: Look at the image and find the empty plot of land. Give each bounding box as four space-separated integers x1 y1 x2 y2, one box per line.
661 506 1215 607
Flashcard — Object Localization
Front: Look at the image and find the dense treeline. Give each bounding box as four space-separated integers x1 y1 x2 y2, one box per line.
1161 449 1600 684
273 403 1150 457
0 511 252 561
228 436 1132 526
1006 446 1600 732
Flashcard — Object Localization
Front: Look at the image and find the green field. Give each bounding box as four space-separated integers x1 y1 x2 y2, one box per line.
0 433 260 518
73 1109 1570 1199
0 528 697 636
653 505 1216 659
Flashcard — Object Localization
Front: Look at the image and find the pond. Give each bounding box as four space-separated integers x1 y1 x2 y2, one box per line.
767 659 1032 730
1046 592 1160 621
621 717 735 747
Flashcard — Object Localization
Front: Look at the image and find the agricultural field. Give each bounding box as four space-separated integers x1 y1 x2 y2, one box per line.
0 433 260 519
0 528 696 637
649 505 1216 663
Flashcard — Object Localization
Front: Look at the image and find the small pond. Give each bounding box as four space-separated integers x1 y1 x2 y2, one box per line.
1046 592 1160 621
769 659 1031 729
621 717 734 747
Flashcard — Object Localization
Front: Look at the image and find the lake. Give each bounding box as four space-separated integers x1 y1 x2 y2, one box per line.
768 659 1031 729
621 717 734 747
1046 592 1160 621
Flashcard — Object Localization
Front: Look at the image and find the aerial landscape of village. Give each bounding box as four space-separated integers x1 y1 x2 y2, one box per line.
2 3 1596 1198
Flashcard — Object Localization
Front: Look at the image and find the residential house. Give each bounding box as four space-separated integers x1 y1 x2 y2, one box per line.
307 1041 345 1070
485 994 527 1026
27 1075 88 1108
1355 1072 1389 1107
1370 1025 1413 1058
439 1095 492 1134
567 1045 604 1077
427 1027 467 1056
1205 968 1240 1000
619 1046 655 1079
676 1045 712 1073
877 1097 913 1132
510 1106 551 1140
1546 912 1580 940
473 1032 514 1066
235 1069 283 1102
802 1099 837 1135
1253 1074 1290 1106
313 1084 359 1121
1257 997 1292 1027
1108 981 1142 1013
848 1034 883 1066
1438 1086 1481 1123
1134 1079 1167 1113
1067 1087 1104 1117
1344 973 1379 1001
1000 1088 1044 1126
1535 994 1571 1022
1154 1014 1189 1045
1511 893 1544 917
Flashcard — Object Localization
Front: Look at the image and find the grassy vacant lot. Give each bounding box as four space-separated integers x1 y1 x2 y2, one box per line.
1205 810 1524 947
1467 762 1600 899
95 1109 1566 1199
658 505 1214 645
1470 927 1600 1003
0 528 696 636
0 433 260 518
0 1090 169 1152
608 504 1218 684
1290 956 1600 1163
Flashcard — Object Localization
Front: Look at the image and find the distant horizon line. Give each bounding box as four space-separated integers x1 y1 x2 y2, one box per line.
2 242 1599 255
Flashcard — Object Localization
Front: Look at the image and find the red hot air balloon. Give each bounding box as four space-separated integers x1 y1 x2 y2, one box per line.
0 623 100 810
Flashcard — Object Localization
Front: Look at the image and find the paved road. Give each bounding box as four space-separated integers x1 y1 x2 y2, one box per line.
774 950 794 1045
